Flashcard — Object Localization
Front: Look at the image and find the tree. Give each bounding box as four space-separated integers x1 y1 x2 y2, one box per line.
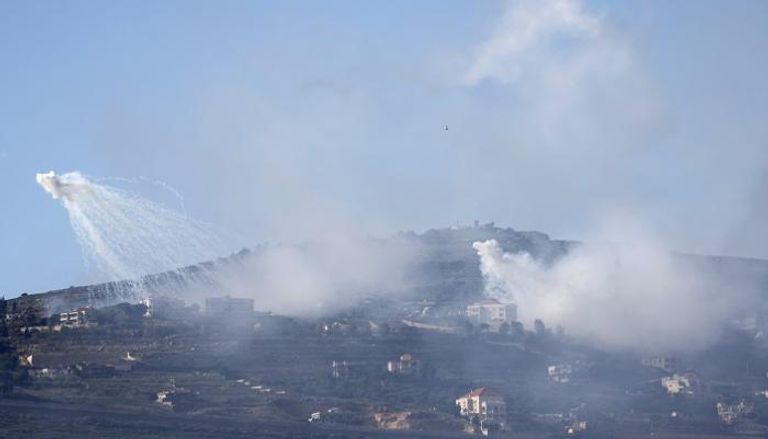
499 322 510 336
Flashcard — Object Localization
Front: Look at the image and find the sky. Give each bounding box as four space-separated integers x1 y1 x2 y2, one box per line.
1 0 767 298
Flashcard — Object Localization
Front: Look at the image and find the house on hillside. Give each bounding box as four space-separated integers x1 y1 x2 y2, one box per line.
386 353 420 375
59 307 96 328
456 387 506 434
661 373 699 395
716 400 754 424
548 364 574 383
641 356 677 373
466 299 516 332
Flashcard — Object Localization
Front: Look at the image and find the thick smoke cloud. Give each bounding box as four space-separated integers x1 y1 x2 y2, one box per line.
213 235 418 316
461 0 660 154
473 217 762 353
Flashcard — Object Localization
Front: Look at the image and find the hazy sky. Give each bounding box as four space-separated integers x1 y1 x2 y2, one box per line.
1 0 767 297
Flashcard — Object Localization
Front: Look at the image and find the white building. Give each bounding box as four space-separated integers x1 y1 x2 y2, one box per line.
641 356 676 373
661 374 696 395
59 307 95 328
567 420 588 435
456 387 506 423
156 390 173 407
466 299 517 331
548 364 574 383
386 353 420 375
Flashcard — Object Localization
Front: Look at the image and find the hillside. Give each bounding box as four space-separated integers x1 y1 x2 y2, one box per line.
7 223 768 319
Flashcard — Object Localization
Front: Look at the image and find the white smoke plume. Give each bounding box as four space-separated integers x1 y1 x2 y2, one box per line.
462 0 659 153
473 218 763 353
212 235 417 316
464 0 603 86
36 170 420 315
36 171 234 294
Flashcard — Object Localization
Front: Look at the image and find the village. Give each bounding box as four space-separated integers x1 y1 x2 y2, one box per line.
4 283 768 438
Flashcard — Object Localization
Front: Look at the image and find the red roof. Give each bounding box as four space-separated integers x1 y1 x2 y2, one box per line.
458 387 486 399
457 387 503 400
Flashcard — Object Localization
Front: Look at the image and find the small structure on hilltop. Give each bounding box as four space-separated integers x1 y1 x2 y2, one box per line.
466 299 517 332
387 353 420 375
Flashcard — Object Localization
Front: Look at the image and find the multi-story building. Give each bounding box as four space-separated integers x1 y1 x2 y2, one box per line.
59 307 95 328
456 387 506 422
466 299 517 331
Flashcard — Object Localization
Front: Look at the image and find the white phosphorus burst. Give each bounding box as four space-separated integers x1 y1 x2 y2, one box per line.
36 171 233 301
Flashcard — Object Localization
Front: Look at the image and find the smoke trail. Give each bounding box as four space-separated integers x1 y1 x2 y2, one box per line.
95 175 189 213
36 171 234 300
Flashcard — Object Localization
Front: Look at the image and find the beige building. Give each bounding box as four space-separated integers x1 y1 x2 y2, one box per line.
456 387 506 421
466 299 517 331
59 307 95 328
